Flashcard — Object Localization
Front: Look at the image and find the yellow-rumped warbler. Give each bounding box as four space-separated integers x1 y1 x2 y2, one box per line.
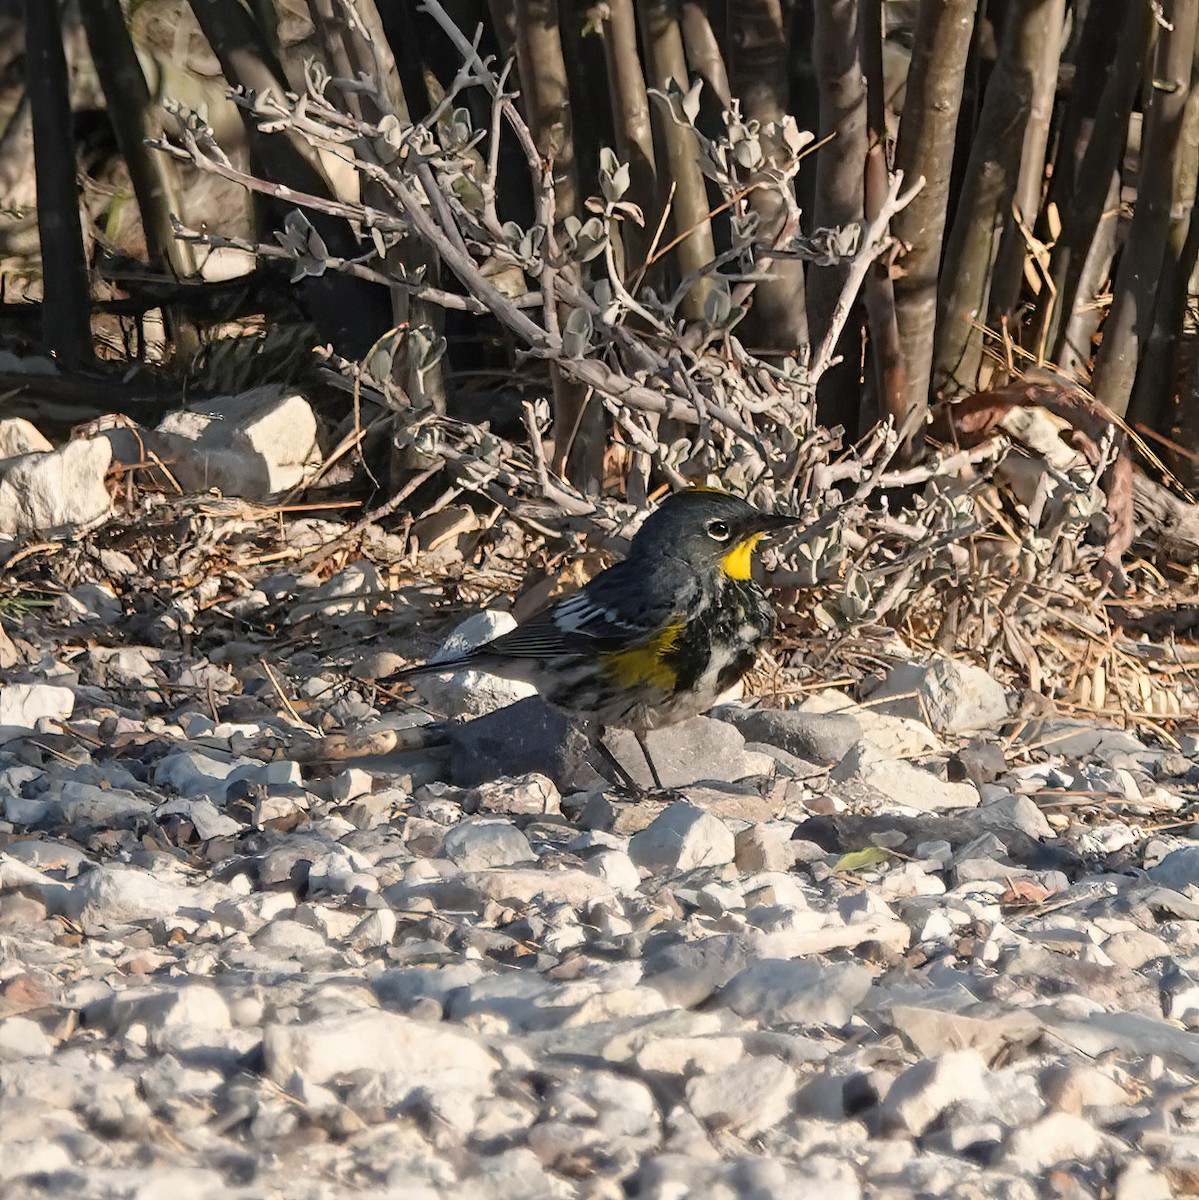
398 488 797 786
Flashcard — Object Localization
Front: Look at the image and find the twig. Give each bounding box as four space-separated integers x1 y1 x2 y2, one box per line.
808 171 926 385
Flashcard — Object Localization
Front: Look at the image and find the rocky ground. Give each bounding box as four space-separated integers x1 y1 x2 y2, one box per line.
3 567 1199 1199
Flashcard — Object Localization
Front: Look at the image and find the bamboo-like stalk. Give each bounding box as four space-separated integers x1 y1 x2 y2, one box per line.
890 0 975 422
595 0 660 501
595 0 657 268
726 0 809 352
808 0 867 345
512 0 578 218
807 0 868 430
80 0 199 359
987 0 1067 322
1056 171 1119 378
189 0 392 357
486 0 517 61
317 0 449 431
1046 0 1125 218
934 0 1040 396
511 1 601 488
680 0 731 107
1129 24 1199 431
859 0 906 440
1092 0 1199 419
24 0 93 369
1041 4 1152 375
639 0 715 323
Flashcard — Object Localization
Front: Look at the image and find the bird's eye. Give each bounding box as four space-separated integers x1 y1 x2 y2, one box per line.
706 519 732 541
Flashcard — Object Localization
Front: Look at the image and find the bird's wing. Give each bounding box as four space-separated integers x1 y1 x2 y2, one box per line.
480 565 671 660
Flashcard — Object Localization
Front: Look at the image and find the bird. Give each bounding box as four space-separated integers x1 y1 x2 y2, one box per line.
396 488 798 788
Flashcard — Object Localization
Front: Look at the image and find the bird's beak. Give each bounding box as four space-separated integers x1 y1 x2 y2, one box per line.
755 511 801 536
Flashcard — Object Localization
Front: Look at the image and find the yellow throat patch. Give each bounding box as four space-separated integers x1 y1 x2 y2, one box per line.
721 532 766 581
601 621 684 690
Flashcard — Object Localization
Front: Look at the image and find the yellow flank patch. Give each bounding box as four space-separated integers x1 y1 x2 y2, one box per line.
601 622 684 690
721 532 765 580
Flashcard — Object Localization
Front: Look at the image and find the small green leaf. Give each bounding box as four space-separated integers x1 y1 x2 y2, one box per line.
832 847 891 873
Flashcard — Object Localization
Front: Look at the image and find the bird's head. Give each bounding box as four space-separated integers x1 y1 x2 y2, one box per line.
629 488 799 580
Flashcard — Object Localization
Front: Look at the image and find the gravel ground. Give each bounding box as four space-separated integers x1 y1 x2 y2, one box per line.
3 580 1199 1199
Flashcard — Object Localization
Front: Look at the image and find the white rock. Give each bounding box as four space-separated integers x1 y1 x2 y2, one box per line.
0 855 72 911
68 865 224 927
252 917 330 956
262 1009 498 1094
349 908 397 950
1005 1110 1106 1171
685 1055 797 1136
257 759 302 787
832 745 980 812
455 867 617 909
0 417 51 458
305 847 375 894
605 715 776 789
1148 846 1199 890
974 791 1054 838
1039 1063 1129 1113
331 767 373 802
629 802 735 872
0 436 112 538
56 781 154 826
881 1049 989 1135
441 819 536 870
211 891 296 932
547 1069 659 1140
153 750 259 799
156 797 242 840
90 645 162 682
584 848 643 894
287 561 385 622
0 1140 71 1184
1102 929 1171 969
0 682 74 735
0 1015 52 1060
719 958 873 1026
868 655 1009 733
469 773 561 816
156 386 321 499
85 983 231 1041
1115 1160 1175 1200
2 792 52 825
735 824 795 872
410 610 537 716
799 689 945 756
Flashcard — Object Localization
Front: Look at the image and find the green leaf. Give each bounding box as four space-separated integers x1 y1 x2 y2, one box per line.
832 847 891 873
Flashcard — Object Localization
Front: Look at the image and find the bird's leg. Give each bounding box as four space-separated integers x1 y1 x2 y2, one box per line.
634 731 665 790
592 727 642 792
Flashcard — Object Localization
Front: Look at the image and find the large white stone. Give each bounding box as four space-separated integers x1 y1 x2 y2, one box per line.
0 438 112 538
66 865 229 927
868 656 1009 734
881 1049 989 1135
156 386 321 499
629 802 735 873
440 819 535 869
832 744 980 812
262 1009 498 1095
0 682 74 734
685 1055 798 1136
408 609 537 717
0 418 51 458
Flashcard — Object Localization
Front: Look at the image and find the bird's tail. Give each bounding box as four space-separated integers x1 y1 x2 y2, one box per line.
390 655 474 680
